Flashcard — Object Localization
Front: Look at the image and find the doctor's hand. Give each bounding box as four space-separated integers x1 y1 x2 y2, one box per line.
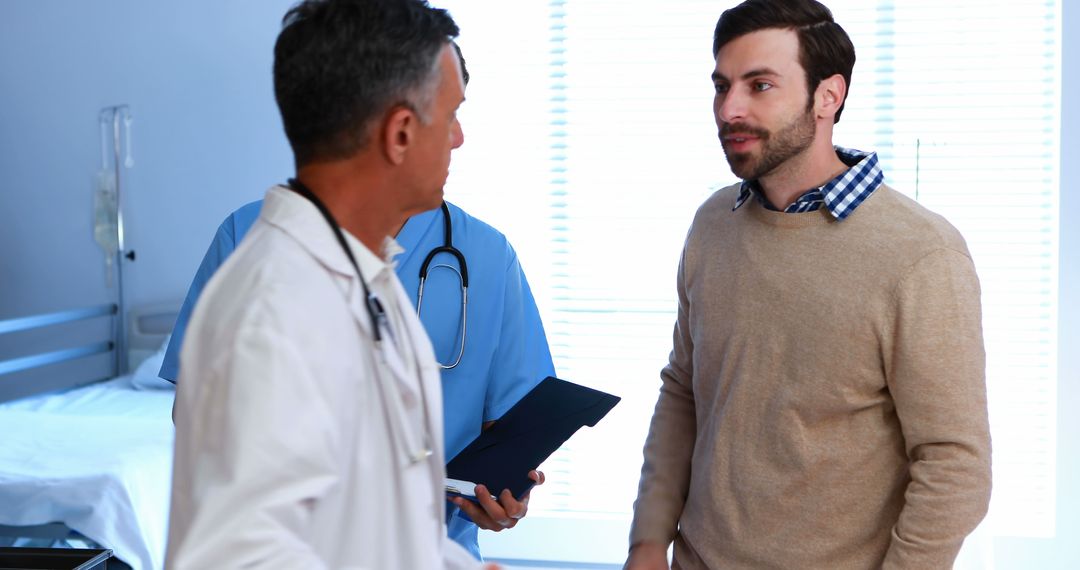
451 470 545 532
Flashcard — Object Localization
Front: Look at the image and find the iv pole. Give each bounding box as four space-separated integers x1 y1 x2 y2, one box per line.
99 105 133 375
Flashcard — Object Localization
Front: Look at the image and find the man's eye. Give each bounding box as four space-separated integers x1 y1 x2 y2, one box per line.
754 82 772 92
714 83 729 94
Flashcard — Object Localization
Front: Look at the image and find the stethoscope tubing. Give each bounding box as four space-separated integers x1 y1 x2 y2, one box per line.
417 202 469 369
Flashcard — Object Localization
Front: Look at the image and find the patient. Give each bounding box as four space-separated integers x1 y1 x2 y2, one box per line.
166 1 549 566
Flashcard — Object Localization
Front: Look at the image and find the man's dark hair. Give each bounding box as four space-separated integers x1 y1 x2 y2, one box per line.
712 0 855 123
274 0 460 166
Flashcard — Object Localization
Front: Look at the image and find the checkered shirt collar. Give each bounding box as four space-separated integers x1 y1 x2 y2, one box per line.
733 147 883 221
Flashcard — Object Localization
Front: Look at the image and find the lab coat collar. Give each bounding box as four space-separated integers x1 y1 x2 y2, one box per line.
260 186 445 473
261 185 400 282
260 186 394 345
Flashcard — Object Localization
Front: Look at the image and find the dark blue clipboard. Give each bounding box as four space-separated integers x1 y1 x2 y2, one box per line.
445 376 620 501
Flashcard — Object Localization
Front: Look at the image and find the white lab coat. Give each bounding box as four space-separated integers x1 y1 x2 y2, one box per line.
166 186 481 569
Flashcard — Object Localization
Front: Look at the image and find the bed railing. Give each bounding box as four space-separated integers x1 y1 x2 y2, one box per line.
0 303 120 404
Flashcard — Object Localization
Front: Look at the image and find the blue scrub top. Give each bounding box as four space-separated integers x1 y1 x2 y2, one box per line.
160 197 555 559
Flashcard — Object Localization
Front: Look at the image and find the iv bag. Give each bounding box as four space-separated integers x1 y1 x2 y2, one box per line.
94 170 119 288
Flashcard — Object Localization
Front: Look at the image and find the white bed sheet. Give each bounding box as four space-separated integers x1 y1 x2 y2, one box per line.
0 376 174 570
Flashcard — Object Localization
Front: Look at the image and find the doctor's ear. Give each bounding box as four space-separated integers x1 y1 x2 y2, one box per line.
381 106 417 166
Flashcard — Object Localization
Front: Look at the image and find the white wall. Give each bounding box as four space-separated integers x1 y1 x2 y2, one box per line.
0 0 296 321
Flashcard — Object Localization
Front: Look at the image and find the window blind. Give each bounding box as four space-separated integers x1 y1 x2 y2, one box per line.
439 0 1061 563
853 0 1062 541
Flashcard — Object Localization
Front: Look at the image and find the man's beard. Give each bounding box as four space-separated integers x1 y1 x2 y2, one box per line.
721 108 816 180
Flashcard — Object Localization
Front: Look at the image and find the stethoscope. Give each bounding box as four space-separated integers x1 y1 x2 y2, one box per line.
416 202 469 370
288 178 435 466
288 179 389 344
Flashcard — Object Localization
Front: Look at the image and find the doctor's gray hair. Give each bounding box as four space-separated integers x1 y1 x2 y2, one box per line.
273 0 460 166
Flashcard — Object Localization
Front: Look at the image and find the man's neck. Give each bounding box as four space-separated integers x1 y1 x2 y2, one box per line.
756 141 849 211
295 161 408 255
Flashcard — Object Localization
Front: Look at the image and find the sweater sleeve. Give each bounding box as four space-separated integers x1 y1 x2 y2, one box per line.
628 246 698 549
882 247 992 568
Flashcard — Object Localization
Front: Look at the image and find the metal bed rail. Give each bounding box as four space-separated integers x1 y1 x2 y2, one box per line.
0 303 119 379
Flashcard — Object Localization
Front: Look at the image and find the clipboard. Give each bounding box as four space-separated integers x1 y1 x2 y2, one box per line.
445 376 620 502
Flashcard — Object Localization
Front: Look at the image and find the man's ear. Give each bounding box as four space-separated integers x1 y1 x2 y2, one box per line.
815 74 847 122
382 106 417 165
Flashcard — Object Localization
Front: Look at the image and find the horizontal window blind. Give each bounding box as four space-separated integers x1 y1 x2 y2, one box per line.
864 0 1061 540
439 0 1061 562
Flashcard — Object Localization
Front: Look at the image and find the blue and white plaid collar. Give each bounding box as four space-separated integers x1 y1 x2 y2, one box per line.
733 147 883 221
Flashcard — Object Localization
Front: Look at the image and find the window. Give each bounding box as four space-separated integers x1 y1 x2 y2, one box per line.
439 0 1061 564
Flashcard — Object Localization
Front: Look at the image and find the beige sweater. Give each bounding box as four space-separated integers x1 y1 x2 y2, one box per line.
629 183 992 569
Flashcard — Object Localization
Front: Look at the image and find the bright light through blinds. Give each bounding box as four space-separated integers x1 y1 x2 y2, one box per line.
841 1 1061 539
440 0 1061 560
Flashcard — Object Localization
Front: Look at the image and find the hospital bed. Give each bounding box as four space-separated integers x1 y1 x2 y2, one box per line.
0 303 178 570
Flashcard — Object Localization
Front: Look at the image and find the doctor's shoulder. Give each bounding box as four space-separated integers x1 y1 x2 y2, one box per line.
444 201 519 267
202 224 342 328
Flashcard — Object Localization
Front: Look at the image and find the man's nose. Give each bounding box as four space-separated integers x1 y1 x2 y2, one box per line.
451 119 465 149
715 90 747 124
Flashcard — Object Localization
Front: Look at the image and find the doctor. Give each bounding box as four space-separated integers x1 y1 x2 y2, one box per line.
167 1 493 567
161 43 554 559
